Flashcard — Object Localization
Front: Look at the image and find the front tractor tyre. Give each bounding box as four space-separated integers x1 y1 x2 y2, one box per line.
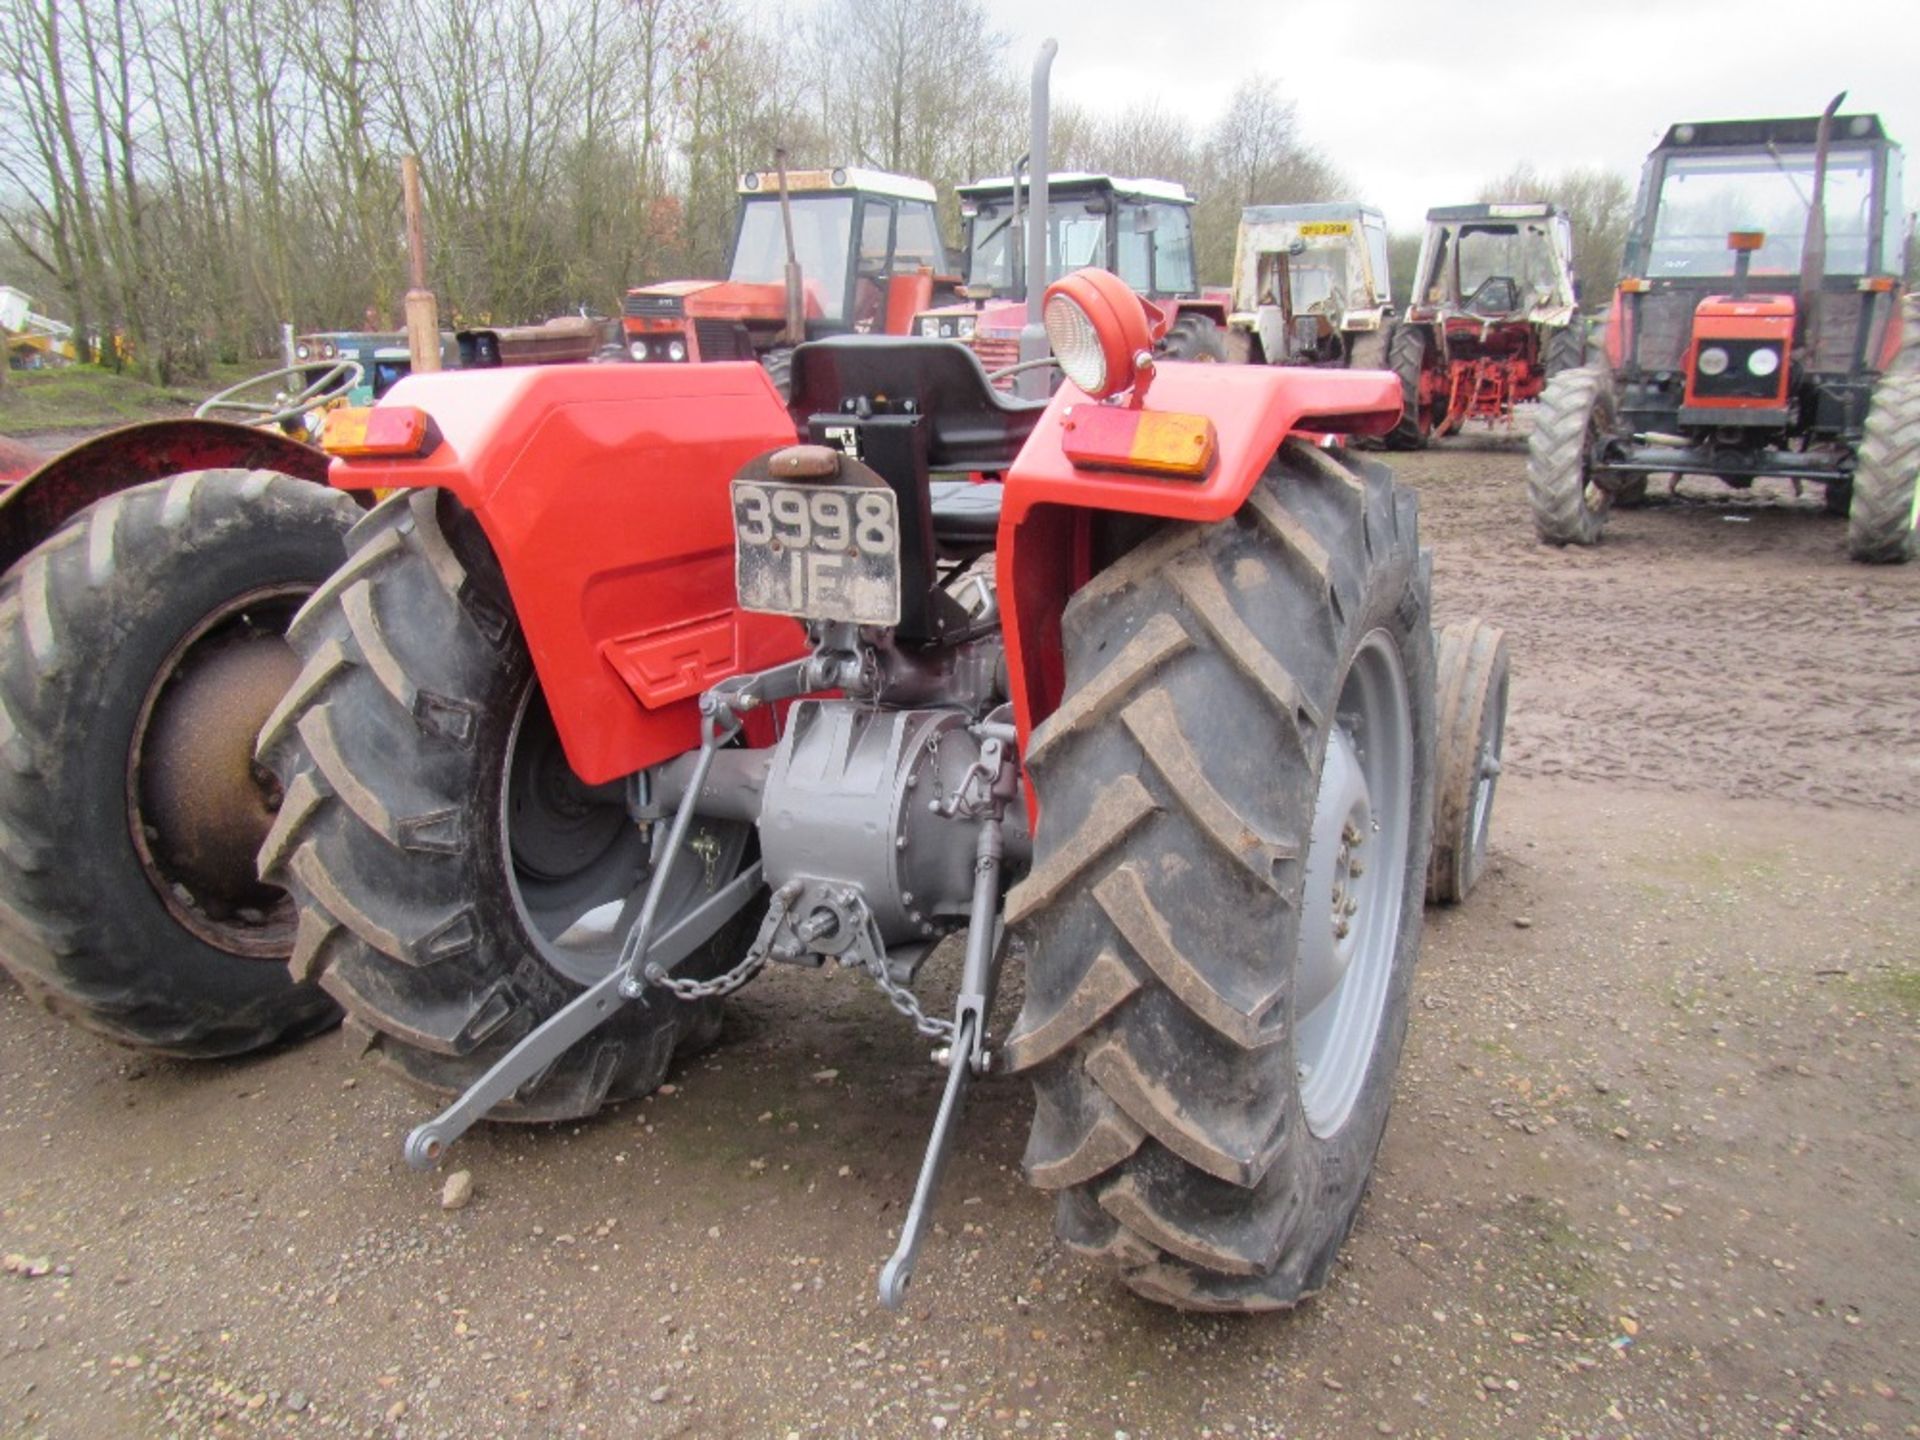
1846 373 1920 563
1161 314 1227 363
1004 439 1436 1311
1426 619 1509 906
255 490 758 1121
1543 320 1588 378
0 470 360 1056
1527 367 1616 546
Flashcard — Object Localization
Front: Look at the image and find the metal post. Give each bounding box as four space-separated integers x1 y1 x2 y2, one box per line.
1016 39 1058 400
402 156 441 374
280 322 295 369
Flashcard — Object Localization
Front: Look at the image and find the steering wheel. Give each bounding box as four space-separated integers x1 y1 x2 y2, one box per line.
194 361 364 428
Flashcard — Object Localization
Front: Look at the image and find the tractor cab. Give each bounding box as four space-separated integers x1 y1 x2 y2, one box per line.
1610 113 1906 425
1228 203 1395 366
916 174 1229 372
622 168 957 367
1408 204 1578 327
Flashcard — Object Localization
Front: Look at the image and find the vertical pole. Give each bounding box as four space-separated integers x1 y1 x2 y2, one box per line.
775 149 805 347
402 156 442 373
280 322 295 369
1016 39 1058 400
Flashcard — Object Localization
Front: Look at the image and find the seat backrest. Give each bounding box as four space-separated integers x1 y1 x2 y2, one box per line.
787 336 1048 474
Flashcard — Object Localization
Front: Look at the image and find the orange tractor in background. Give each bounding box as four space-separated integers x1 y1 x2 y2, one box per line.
621 167 961 394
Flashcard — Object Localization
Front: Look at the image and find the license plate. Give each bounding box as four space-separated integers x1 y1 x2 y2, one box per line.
731 479 902 626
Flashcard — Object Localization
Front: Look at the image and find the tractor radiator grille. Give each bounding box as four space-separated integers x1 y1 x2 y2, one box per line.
969 335 1019 389
693 319 751 362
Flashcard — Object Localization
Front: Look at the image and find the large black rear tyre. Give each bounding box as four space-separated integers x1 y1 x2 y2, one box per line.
1543 320 1587 378
1846 374 1919 563
1384 326 1432 450
255 490 758 1120
0 470 358 1056
1160 314 1227 363
1527 367 1615 546
1005 439 1435 1311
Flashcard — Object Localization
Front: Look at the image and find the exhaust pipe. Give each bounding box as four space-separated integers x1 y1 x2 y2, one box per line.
775 147 806 348
1797 92 1846 353
1016 39 1058 400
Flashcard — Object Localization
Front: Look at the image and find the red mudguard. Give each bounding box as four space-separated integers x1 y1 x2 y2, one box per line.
325 362 807 785
995 363 1400 752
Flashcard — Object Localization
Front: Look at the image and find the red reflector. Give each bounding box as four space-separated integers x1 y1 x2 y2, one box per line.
1061 404 1216 480
322 405 433 458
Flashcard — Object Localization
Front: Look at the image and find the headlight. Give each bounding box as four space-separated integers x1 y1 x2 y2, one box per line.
919 318 940 337
1697 345 1729 376
957 317 976 340
667 339 687 362
1045 292 1107 394
295 344 310 360
322 342 336 359
629 340 649 361
1746 346 1780 378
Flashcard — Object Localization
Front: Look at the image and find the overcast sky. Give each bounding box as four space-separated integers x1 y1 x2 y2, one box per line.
978 0 1920 232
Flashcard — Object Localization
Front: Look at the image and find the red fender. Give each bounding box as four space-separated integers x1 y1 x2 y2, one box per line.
995 363 1400 762
0 418 331 577
324 362 808 785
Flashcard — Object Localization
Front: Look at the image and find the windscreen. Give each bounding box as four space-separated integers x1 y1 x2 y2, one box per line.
729 195 854 320
1647 146 1876 278
966 199 1108 294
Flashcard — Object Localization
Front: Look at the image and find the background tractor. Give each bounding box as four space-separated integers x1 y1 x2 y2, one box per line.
1528 102 1914 562
1227 203 1396 368
915 173 1233 376
621 166 960 393
1389 203 1585 448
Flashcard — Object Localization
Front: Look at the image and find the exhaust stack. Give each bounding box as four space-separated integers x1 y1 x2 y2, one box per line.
1797 92 1846 351
1016 39 1058 400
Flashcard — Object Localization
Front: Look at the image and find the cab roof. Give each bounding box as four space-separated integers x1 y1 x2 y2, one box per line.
1425 202 1560 224
958 173 1194 206
1655 114 1891 151
1240 202 1383 226
737 167 936 203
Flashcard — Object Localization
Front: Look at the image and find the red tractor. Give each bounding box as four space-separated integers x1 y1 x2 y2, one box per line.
915 172 1233 378
1528 102 1915 561
621 166 959 394
1388 202 1586 447
228 263 1470 1312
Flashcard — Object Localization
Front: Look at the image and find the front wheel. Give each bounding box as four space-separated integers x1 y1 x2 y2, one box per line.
1846 374 1919 563
1426 619 1509 905
1527 367 1616 546
255 489 759 1119
1005 439 1435 1311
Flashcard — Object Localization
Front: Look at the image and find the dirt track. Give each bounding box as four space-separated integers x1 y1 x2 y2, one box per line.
0 435 1915 1439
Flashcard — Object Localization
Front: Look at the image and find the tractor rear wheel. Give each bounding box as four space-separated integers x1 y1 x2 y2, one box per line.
1543 320 1587 378
1384 326 1432 450
1846 373 1919 563
0 470 358 1056
1527 367 1616 546
254 489 759 1119
1161 315 1227 363
762 347 794 402
1426 619 1508 906
1005 438 1434 1311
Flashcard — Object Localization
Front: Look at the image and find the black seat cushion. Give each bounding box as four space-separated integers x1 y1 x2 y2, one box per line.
929 480 1002 545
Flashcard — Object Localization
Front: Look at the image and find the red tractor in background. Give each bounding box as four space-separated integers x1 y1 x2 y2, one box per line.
914 172 1233 380
621 166 960 394
1387 202 1586 448
1528 101 1915 561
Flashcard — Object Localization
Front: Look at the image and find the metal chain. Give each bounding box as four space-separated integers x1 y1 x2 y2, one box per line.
648 949 769 1002
861 954 956 1042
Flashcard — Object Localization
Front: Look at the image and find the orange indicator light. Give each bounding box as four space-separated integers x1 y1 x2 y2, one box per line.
1061 404 1217 480
321 405 434 458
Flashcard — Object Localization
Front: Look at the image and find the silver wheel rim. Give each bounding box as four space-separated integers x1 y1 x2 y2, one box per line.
1297 629 1413 1138
500 683 742 988
1468 667 1507 868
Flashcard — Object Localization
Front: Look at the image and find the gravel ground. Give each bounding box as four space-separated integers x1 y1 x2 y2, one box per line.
0 432 1915 1439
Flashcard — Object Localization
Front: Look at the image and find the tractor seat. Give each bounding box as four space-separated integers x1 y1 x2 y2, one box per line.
1464 276 1522 317
929 480 1002 547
